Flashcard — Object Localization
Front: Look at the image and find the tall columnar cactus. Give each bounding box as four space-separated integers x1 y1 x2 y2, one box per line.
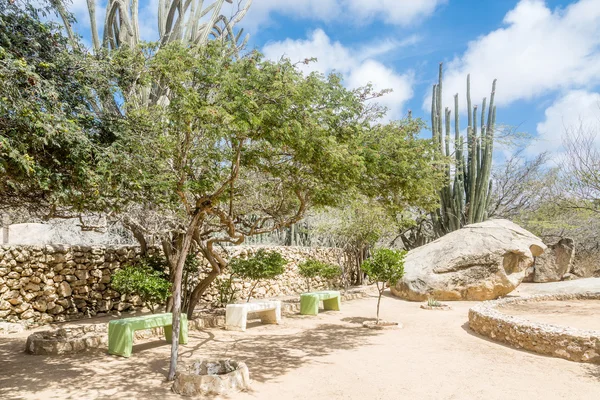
431 63 497 236
56 0 252 53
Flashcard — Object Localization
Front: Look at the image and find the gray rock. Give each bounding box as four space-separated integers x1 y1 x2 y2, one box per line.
533 238 575 283
391 219 546 301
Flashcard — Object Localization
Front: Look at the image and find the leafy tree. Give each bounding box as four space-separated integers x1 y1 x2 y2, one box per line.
297 259 341 291
106 41 401 380
229 250 286 302
0 1 123 226
361 249 406 323
111 257 172 313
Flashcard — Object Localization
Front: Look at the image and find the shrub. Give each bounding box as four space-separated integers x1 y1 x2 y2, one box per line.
111 256 171 313
297 259 341 291
361 248 406 323
229 249 287 302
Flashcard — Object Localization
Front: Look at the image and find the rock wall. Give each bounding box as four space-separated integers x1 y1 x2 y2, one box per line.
468 293 600 364
0 245 353 325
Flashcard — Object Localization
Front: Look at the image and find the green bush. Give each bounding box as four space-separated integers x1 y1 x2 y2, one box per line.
361 248 406 323
111 257 171 313
297 259 341 291
229 249 287 302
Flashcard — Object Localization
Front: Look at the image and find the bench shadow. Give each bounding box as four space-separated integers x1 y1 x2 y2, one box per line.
341 317 377 324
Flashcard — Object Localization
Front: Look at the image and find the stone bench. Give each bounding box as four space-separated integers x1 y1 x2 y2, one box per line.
108 313 188 357
225 301 281 332
300 290 341 315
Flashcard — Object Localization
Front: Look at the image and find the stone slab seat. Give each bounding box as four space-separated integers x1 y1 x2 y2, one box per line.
225 301 282 332
108 312 188 358
300 290 341 316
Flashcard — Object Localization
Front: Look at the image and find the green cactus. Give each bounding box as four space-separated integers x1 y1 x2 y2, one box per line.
431 63 497 235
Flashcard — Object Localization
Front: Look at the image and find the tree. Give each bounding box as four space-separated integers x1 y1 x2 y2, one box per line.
297 259 341 292
361 248 405 324
0 1 122 224
107 42 398 380
229 250 286 302
560 122 600 212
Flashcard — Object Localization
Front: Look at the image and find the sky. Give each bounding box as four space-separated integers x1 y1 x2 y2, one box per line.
63 0 600 161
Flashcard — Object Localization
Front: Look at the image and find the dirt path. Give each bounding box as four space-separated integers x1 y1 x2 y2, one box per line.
1 293 599 400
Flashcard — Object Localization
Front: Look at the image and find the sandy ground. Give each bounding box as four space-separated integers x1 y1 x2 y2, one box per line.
1 283 600 400
501 300 600 331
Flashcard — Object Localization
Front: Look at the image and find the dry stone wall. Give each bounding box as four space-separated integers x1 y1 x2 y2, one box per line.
0 244 352 325
469 293 600 364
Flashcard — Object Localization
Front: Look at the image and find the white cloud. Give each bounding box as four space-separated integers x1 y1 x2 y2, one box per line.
530 90 600 156
429 0 600 112
262 29 415 119
239 0 446 31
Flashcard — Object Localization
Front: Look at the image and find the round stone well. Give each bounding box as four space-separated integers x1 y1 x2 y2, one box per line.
25 325 107 355
172 359 250 396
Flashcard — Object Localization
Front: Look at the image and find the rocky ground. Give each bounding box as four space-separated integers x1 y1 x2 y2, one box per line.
0 279 599 400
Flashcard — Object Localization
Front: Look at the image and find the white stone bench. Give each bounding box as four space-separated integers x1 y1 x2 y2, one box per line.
225 301 282 332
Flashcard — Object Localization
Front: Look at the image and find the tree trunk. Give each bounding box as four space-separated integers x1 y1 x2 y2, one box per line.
247 280 260 302
376 285 383 324
186 269 220 319
167 213 202 381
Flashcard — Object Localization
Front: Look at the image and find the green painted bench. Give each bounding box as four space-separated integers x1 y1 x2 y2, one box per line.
108 313 188 358
300 290 341 316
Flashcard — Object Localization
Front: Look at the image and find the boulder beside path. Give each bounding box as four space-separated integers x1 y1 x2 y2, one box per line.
390 219 546 301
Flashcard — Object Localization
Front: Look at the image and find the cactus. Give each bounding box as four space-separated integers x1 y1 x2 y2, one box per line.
431 63 497 236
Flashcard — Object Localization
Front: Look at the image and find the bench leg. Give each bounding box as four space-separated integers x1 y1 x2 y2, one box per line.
322 296 341 311
226 308 248 331
108 324 133 358
164 315 188 344
259 308 280 325
300 295 319 315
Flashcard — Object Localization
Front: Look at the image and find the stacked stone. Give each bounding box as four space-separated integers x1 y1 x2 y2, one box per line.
0 244 353 325
204 246 350 303
0 245 141 325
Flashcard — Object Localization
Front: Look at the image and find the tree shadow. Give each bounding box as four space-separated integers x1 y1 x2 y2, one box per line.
340 317 376 324
0 320 380 398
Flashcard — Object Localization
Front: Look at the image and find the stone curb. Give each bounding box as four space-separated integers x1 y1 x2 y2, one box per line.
468 292 600 364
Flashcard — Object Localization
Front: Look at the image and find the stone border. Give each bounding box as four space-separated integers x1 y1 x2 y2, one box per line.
172 360 250 396
468 292 600 363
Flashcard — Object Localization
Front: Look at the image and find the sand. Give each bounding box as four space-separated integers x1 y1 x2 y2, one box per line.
500 300 600 331
1 287 599 400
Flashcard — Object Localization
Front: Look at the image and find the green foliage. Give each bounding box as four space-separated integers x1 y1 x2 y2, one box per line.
230 250 287 282
216 276 239 307
111 258 172 313
361 249 406 286
0 2 123 214
361 248 406 323
297 259 341 291
229 250 287 301
427 297 442 307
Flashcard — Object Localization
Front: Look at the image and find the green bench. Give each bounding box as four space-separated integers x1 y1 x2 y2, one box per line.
108 313 188 357
300 290 341 316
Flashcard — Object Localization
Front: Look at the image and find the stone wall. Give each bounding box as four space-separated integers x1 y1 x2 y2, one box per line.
0 244 353 325
468 293 600 364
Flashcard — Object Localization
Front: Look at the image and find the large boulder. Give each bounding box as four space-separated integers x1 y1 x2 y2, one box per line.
532 238 575 282
390 219 546 301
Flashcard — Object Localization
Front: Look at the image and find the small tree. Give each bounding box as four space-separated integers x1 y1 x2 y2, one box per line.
361 249 406 323
229 250 287 302
111 257 172 313
297 259 341 292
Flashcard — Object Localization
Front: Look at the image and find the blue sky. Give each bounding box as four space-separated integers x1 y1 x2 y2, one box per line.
65 0 600 160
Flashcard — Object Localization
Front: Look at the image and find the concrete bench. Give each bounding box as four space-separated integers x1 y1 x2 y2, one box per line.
300 290 341 315
225 301 282 332
108 313 188 357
